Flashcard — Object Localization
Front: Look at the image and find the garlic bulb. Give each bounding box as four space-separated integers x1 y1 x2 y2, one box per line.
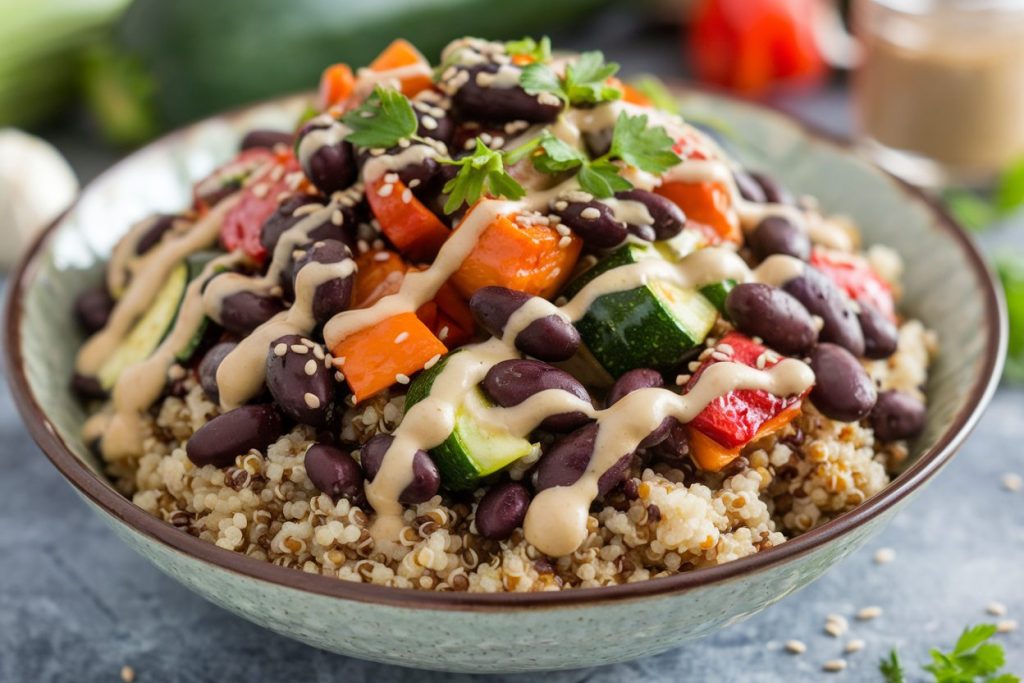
0 128 78 269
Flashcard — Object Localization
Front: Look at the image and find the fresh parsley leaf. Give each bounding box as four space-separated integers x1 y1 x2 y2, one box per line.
921 624 1020 683
505 36 551 63
998 252 1024 382
880 650 907 683
563 51 622 105
520 62 566 103
441 138 525 213
608 111 681 174
531 131 587 174
340 85 417 149
630 75 680 114
954 625 1001 656
577 159 632 198
996 157 1024 214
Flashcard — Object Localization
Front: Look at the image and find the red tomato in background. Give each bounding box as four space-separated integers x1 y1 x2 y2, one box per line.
689 0 827 95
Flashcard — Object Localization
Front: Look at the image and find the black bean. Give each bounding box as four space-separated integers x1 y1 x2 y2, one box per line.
652 420 692 464
551 198 627 249
296 118 357 194
475 482 530 540
783 268 865 357
809 343 877 422
750 171 795 205
135 214 178 255
397 153 441 189
614 189 686 241
734 170 767 203
482 359 592 432
218 289 287 336
748 216 810 261
260 195 328 254
607 368 664 406
186 404 285 468
74 285 114 335
469 286 579 362
360 434 440 504
71 373 106 400
534 423 632 495
858 301 899 359
265 334 335 428
198 341 237 404
240 129 293 151
871 390 926 442
726 283 817 355
291 239 354 325
450 64 560 123
411 98 455 145
304 443 366 506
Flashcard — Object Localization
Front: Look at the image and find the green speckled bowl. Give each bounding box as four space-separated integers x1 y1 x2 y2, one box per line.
4 91 1006 673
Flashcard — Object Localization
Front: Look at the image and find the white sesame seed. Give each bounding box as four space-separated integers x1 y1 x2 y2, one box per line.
331 209 344 225
274 343 288 357
304 359 318 376
394 332 410 344
554 200 569 211
785 640 807 654
558 236 572 249
439 326 450 341
384 173 399 183
424 354 441 370
824 621 846 638
313 346 325 360
987 601 1008 617
756 353 768 370
291 344 308 354
580 207 601 220
374 251 391 262
395 373 411 385
845 639 865 654
408 178 421 188
377 183 394 198
873 547 895 564
856 606 883 621
335 356 346 367
421 115 439 130
1002 472 1022 492
334 371 346 382
822 659 847 673
556 225 571 237
997 619 1018 633
675 374 690 386
402 188 413 204
251 182 269 198
292 203 321 217
304 393 321 409
120 666 135 683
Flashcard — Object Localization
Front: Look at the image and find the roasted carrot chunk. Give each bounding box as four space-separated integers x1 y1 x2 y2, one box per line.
352 249 408 308
656 180 741 245
318 63 355 110
333 312 447 403
369 39 433 97
366 176 450 262
451 214 582 299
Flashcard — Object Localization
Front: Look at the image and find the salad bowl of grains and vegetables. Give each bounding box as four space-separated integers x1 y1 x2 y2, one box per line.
5 37 1005 672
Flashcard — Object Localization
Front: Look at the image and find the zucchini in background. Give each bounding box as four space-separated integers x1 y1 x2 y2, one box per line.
84 0 607 144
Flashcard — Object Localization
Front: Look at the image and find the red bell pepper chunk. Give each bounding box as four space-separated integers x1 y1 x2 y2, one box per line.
685 332 808 470
193 147 274 213
220 151 304 264
810 248 896 322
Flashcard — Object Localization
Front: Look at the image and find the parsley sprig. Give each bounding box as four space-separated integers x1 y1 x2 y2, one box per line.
340 86 418 149
441 139 525 214
525 111 680 198
881 624 1020 683
505 36 551 63
521 50 622 108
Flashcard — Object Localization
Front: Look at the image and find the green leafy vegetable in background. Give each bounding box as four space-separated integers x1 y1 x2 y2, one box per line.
505 36 551 63
880 624 1020 683
441 139 525 214
340 86 418 148
998 253 1024 382
521 50 622 107
996 158 1024 214
630 75 680 114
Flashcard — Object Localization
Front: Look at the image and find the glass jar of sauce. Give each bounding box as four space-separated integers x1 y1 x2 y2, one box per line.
853 0 1024 187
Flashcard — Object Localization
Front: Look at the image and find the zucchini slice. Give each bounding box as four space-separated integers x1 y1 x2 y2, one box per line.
699 279 736 314
562 241 659 299
174 252 229 362
406 354 538 490
98 261 188 389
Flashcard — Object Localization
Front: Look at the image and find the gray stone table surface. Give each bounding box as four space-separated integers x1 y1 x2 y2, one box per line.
3 9 1024 682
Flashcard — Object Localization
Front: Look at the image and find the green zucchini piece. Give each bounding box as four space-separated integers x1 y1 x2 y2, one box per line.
654 228 709 262
406 353 538 490
98 261 188 389
562 242 659 299
174 252 228 362
699 279 736 315
574 279 718 378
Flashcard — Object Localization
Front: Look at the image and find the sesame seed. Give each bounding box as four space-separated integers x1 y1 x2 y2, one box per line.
331 209 344 225
822 659 847 673
873 547 895 564
675 374 690 386
394 331 410 344
120 665 135 683
334 371 346 382
755 353 768 370
274 343 288 357
785 639 807 655
377 183 394 198
408 178 421 188
383 173 399 183
856 606 883 621
987 601 1008 617
167 365 186 381
291 344 308 354
438 326 449 341
373 251 391 262
997 619 1018 633
421 115 439 130
304 359 318 376
556 224 571 236
292 203 321 217
825 615 848 637
402 188 413 204
424 354 441 370
304 393 321 409
251 182 269 198
1002 472 1022 492
580 207 601 220
395 373 411 385
313 346 325 360
845 639 865 654
554 201 568 211
335 356 346 367
558 236 572 249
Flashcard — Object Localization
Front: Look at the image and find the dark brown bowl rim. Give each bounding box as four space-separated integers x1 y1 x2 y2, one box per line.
4 89 1008 612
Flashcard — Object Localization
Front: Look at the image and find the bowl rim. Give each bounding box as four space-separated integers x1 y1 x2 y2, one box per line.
4 89 1008 612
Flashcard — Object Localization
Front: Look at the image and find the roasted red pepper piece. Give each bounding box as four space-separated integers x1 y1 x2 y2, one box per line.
220 150 304 264
366 175 451 262
685 332 807 470
810 248 896 322
193 147 273 213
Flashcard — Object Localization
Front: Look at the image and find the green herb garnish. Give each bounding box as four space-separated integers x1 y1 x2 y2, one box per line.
521 50 622 108
881 624 1020 683
441 139 525 214
505 36 551 63
998 253 1024 382
340 85 418 149
630 75 680 115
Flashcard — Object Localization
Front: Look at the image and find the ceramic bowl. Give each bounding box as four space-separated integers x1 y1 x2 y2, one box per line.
4 91 1006 673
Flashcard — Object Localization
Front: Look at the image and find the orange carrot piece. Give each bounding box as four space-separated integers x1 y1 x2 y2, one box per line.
333 312 447 403
607 77 652 106
688 402 802 472
366 176 450 262
656 181 741 245
352 249 408 309
434 281 475 333
451 213 582 299
369 39 433 97
318 63 355 110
